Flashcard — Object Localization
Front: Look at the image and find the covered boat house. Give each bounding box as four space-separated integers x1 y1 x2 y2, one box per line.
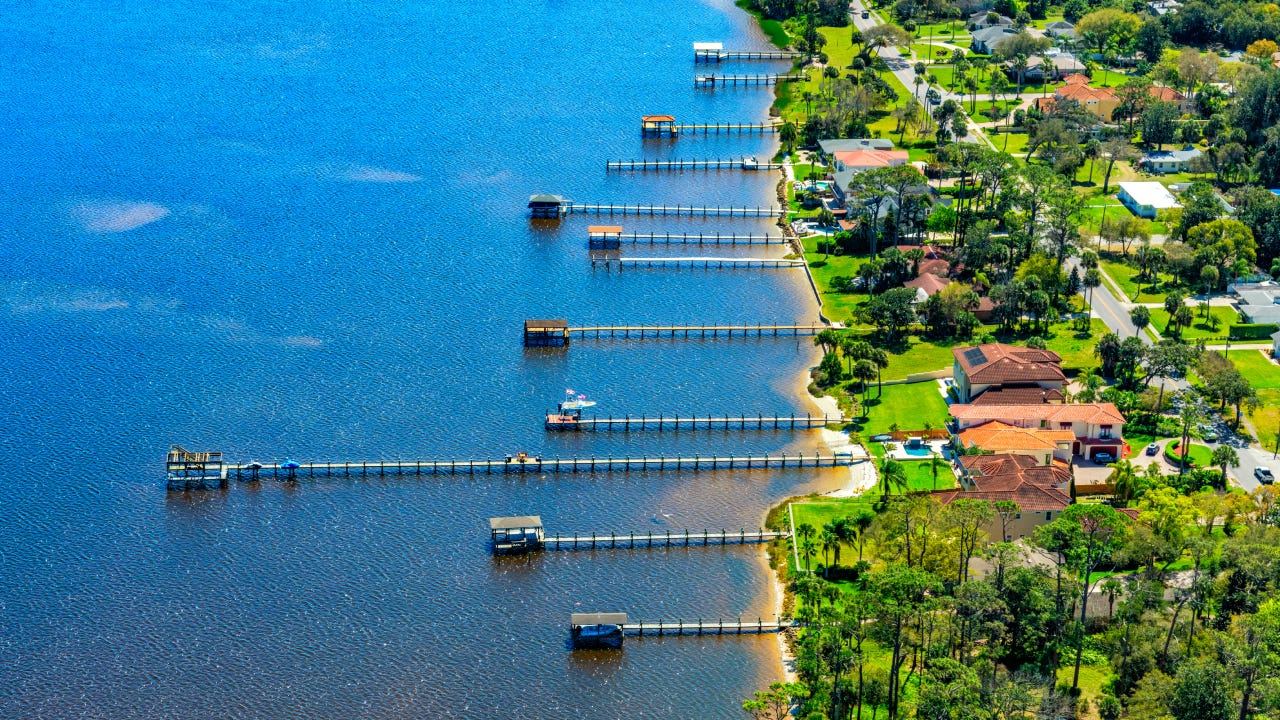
489 516 545 553
640 115 677 136
523 318 569 346
570 612 627 649
528 193 568 218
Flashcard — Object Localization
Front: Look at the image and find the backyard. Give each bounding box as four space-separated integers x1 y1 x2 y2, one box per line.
847 380 950 436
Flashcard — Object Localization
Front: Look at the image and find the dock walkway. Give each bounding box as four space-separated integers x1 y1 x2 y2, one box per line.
544 528 787 549
606 158 782 171
696 49 806 62
609 232 784 245
591 256 804 270
197 452 853 484
694 74 806 87
545 412 843 431
565 323 828 339
622 618 795 635
565 203 781 217
670 122 780 134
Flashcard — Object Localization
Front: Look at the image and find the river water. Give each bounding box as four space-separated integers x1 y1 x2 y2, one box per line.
0 0 842 717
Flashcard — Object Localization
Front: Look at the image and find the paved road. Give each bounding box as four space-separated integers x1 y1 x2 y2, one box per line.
1077 258 1277 489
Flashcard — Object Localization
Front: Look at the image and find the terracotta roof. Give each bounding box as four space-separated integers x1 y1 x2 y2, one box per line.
904 273 951 296
932 483 1071 512
1063 73 1090 85
958 421 1075 452
950 402 1126 425
833 149 910 169
892 244 944 259
974 296 997 312
642 115 675 122
838 219 858 232
1148 85 1185 102
1056 82 1116 102
960 453 1041 475
952 343 1066 384
919 257 952 276
969 386 1065 405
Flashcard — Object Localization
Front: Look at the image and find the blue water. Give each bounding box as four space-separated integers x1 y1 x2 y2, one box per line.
0 1 840 717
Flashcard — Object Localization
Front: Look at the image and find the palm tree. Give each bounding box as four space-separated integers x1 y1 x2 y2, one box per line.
820 529 838 576
928 451 944 490
1109 459 1138 507
1178 403 1202 477
779 121 798 156
1102 577 1123 617
1011 54 1029 96
1212 445 1239 487
879 457 909 506
800 538 818 572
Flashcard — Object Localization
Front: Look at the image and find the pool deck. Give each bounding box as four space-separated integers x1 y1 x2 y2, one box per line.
882 439 950 461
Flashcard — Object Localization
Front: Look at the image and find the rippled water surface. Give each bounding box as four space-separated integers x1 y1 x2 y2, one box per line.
0 0 837 717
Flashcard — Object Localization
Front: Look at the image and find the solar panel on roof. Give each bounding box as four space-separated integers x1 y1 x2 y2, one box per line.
963 348 988 366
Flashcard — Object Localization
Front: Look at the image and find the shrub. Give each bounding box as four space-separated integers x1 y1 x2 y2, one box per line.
1228 323 1279 340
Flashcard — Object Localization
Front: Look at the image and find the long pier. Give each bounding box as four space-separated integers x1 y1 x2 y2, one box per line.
611 232 785 245
623 618 795 635
606 158 782 171
169 451 855 486
696 49 806 62
565 203 781 217
694 74 806 87
543 528 788 549
565 323 828 339
591 256 804 270
671 122 781 134
545 412 843 431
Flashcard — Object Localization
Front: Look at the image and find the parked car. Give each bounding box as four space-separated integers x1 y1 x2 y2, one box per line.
1145 442 1160 456
1093 452 1115 464
926 89 941 104
1255 467 1275 484
1203 430 1219 442
862 10 870 18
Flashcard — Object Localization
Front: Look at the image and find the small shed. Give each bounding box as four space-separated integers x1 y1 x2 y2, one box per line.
588 225 624 248
641 115 677 136
528 194 567 218
570 612 628 649
490 516 545 553
1271 329 1280 358
524 318 569 346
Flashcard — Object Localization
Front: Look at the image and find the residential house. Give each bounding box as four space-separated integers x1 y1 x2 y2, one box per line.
1273 330 1280 358
969 11 1013 29
933 453 1074 540
1041 72 1117 118
1044 20 1076 41
1140 146 1203 174
1148 0 1181 15
829 149 913 206
972 25 1019 54
1117 181 1181 218
951 342 1067 402
973 296 998 323
955 421 1076 464
1023 51 1087 81
949 402 1127 461
1232 281 1280 325
968 385 1065 405
817 138 895 160
1148 84 1189 112
904 273 952 299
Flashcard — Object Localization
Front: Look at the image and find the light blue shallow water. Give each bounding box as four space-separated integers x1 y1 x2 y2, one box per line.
0 1 842 717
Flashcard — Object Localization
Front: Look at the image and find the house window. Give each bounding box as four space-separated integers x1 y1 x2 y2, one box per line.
1015 513 1022 519
1059 422 1072 430
1046 512 1053 520
1100 424 1114 439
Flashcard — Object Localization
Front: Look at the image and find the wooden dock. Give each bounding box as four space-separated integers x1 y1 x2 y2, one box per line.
607 232 785 245
565 203 781 217
563 323 829 339
197 451 853 484
694 74 806 87
696 50 806 62
590 256 804 270
606 157 782 171
543 528 788 549
623 618 795 635
671 122 781 134
545 412 842 431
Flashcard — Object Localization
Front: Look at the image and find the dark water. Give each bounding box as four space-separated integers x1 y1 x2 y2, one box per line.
0 0 839 717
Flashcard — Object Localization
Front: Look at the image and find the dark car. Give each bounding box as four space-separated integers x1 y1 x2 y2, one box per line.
862 10 870 18
1255 467 1275 484
1145 442 1159 456
1093 452 1115 464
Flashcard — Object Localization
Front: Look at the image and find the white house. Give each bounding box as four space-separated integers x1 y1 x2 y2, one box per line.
1141 146 1202 174
1118 182 1180 219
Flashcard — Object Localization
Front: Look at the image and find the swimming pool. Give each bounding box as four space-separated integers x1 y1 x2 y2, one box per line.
903 445 932 457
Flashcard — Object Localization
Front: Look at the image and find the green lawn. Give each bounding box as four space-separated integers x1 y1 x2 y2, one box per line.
913 23 970 42
875 335 964 380
896 458 957 492
1167 441 1214 469
1099 259 1176 303
1231 349 1280 389
849 381 950 435
911 43 954 61
803 239 870 323
1149 306 1241 341
793 499 875 535
1041 319 1109 373
1248 388 1280 454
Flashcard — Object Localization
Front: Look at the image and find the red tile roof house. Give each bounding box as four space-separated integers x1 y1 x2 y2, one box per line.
950 402 1127 462
933 453 1073 540
951 343 1067 403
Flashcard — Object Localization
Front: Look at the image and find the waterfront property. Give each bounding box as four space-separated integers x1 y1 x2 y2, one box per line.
950 342 1066 403
1117 182 1181 218
933 453 1073 541
949 402 1127 461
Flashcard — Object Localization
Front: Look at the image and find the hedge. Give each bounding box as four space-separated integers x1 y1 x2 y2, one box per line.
1229 323 1280 341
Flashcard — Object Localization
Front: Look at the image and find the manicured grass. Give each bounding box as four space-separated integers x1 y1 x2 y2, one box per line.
849 381 950 435
1099 259 1175 303
1248 388 1280 454
794 162 827 181
1166 441 1214 469
802 239 871 324
896 458 957 492
1230 349 1280 389
996 129 1031 157
1149 306 1242 341
875 335 964 380
1042 319 1109 372
793 499 876 534
913 23 971 42
911 43 954 61
1058 662 1115 716
734 0 792 48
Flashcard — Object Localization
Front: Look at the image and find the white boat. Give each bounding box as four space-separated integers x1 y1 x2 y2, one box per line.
560 389 597 411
